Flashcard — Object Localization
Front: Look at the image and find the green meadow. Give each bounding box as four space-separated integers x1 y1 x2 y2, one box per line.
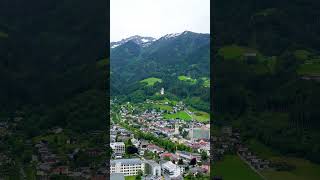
163 111 192 121
178 75 197 84
192 111 210 122
140 77 162 86
213 155 262 180
261 157 320 180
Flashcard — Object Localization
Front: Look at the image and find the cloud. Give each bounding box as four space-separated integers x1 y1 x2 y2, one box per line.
111 0 210 41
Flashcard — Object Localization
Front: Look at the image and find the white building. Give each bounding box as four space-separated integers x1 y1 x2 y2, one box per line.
110 158 145 176
161 161 183 178
131 138 140 148
110 142 125 155
145 160 161 176
160 88 164 95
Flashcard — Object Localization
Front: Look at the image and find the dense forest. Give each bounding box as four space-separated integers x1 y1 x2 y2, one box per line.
213 0 320 163
0 0 108 134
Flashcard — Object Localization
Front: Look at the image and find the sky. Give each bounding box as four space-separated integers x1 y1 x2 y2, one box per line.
111 0 210 42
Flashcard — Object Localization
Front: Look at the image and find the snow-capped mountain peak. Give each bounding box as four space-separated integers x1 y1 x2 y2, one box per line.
111 35 156 48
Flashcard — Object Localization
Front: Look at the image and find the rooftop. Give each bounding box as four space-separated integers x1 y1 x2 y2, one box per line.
111 158 142 166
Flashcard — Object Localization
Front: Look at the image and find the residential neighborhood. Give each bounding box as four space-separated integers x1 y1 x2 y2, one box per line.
110 99 210 179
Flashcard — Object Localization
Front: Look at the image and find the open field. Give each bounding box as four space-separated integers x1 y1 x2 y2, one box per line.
178 75 197 84
247 139 280 159
247 139 320 180
261 157 320 180
218 45 260 60
192 111 210 122
294 50 311 61
213 155 262 180
125 176 137 180
163 111 192 121
140 77 162 86
154 104 173 111
297 63 320 75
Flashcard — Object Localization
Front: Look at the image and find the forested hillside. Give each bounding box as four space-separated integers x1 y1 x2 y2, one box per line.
111 31 210 112
213 0 320 164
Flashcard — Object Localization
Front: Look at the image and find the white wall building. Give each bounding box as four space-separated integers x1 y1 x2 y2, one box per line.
110 159 145 176
161 161 183 178
145 160 161 176
110 142 125 155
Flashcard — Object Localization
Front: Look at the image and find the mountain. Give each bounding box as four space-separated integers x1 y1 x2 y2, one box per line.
110 31 210 111
111 31 210 85
111 35 156 48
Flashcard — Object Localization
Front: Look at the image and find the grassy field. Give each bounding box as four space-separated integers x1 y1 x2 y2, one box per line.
0 31 8 39
25 165 36 180
261 157 320 180
294 50 311 61
213 155 262 180
247 139 320 180
218 45 247 60
125 176 137 180
140 77 162 86
201 77 210 87
163 111 192 121
247 139 280 159
154 104 173 111
218 45 260 60
178 75 197 84
192 111 210 122
297 63 320 75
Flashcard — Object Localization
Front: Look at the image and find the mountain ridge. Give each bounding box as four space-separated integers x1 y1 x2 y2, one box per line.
111 31 210 49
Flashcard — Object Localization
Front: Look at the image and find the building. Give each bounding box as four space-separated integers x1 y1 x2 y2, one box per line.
176 151 201 163
161 161 183 179
147 144 164 154
110 142 125 155
160 88 164 95
174 123 179 135
110 158 145 176
131 138 140 148
145 160 161 176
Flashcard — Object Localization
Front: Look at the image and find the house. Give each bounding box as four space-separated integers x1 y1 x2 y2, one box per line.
147 144 164 154
160 153 178 161
86 148 103 157
176 151 201 163
140 140 150 150
51 166 69 175
221 126 232 136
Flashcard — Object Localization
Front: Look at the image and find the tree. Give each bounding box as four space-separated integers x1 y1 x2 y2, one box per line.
201 151 208 161
126 146 138 155
189 158 197 166
136 170 143 180
178 159 184 165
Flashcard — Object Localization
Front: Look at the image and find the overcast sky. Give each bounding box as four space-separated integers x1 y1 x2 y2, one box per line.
111 0 210 42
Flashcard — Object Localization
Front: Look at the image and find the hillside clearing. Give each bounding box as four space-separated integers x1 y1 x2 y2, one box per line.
140 77 162 86
163 111 192 121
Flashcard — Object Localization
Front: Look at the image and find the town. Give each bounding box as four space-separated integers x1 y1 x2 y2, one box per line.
109 98 210 180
